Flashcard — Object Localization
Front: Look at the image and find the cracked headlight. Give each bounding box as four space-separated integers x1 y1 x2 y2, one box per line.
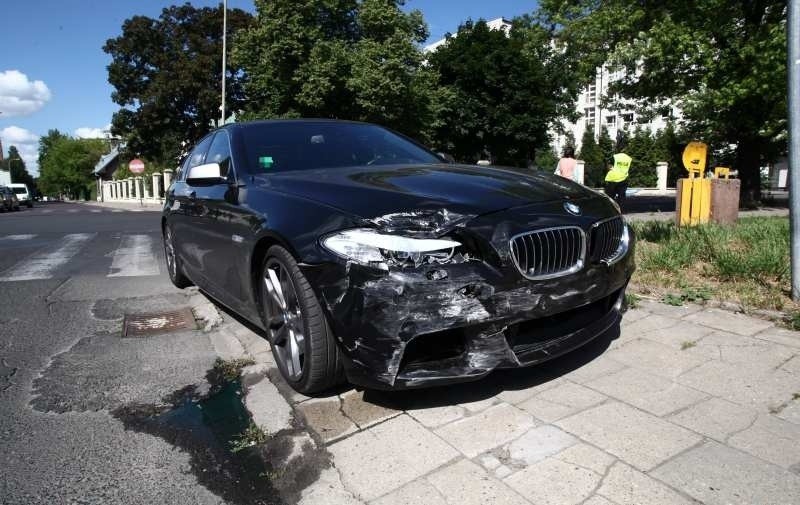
322 228 461 270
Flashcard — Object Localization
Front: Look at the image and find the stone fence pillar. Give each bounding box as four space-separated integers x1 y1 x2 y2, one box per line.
656 161 669 191
152 173 162 199
163 169 173 194
574 160 585 186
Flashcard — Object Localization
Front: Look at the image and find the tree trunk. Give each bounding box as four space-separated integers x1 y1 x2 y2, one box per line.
734 137 762 206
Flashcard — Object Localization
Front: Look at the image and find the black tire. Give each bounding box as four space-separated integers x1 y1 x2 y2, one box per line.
261 245 344 394
27 202 33 208
163 225 192 289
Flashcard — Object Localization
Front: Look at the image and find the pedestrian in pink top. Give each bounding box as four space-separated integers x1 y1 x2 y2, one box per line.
554 147 577 181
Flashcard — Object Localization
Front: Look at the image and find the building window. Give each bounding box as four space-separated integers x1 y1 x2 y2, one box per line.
621 113 634 126
606 115 616 127
584 108 596 128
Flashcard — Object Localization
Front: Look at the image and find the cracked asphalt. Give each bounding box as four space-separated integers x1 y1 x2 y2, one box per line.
0 204 242 504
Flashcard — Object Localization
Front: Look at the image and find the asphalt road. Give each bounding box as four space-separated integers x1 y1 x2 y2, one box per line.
0 202 235 504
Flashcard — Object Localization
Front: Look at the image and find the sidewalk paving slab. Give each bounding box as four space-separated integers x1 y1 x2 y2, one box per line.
433 403 535 458
684 308 774 335
328 414 459 502
652 441 800 505
589 366 708 416
667 397 758 441
503 457 600 505
555 401 702 471
597 461 695 505
516 381 607 422
727 414 800 469
607 338 709 378
677 359 799 413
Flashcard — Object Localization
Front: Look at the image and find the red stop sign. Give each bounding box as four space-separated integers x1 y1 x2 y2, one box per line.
129 159 145 174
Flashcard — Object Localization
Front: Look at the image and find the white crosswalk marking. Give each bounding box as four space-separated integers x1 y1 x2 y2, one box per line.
2 234 36 240
111 210 123 213
0 233 95 281
108 234 160 277
90 210 101 213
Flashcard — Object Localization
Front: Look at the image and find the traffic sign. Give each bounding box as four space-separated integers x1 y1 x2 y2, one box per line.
129 159 145 174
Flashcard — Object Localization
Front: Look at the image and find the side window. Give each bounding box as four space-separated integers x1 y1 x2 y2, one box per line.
181 135 215 180
205 131 234 180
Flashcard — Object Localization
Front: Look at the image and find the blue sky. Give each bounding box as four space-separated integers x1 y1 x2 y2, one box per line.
0 0 535 174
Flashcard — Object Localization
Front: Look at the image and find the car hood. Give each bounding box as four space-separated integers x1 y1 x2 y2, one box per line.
257 163 595 221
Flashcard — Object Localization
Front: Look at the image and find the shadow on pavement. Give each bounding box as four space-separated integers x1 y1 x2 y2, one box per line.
363 323 620 411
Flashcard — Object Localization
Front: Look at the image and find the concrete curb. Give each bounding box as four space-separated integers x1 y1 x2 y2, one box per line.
200 301 364 504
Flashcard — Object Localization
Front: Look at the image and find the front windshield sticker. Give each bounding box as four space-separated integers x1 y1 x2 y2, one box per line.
259 156 274 170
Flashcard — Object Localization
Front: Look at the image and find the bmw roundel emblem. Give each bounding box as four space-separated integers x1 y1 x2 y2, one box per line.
564 201 581 216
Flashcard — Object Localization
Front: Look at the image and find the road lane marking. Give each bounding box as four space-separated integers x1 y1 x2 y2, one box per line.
0 233 95 281
67 209 78 213
111 210 123 213
41 210 53 213
90 210 101 213
2 234 36 240
107 234 160 277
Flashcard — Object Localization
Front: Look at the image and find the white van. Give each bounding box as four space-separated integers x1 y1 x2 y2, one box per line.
8 183 33 208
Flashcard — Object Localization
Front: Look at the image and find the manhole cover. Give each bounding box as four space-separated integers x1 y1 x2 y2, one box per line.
122 307 197 337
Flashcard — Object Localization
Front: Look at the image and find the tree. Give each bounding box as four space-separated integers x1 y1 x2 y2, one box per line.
537 0 788 203
38 136 106 199
104 4 253 165
233 0 433 138
2 146 36 191
427 18 580 165
578 128 604 187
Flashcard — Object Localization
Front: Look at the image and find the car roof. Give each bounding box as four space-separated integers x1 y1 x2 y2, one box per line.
221 118 373 132
8 183 27 187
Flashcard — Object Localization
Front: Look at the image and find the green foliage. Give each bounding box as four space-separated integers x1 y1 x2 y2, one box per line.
624 292 640 309
426 18 580 165
680 340 696 350
230 421 269 453
538 0 788 202
534 145 559 172
104 5 253 165
633 217 791 310
578 129 604 187
233 0 433 138
2 145 36 192
38 135 107 198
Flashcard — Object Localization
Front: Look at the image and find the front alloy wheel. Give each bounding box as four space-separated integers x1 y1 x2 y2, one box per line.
261 246 343 393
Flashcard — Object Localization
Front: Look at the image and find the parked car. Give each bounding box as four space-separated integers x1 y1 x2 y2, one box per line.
8 183 33 208
162 120 634 393
0 186 20 212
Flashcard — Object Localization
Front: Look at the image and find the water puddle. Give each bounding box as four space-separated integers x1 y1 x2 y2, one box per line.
112 379 284 505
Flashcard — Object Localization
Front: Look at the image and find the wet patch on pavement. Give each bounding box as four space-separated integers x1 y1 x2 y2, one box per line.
112 365 331 505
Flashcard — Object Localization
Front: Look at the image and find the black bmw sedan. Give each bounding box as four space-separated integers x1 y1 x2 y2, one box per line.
162 120 634 393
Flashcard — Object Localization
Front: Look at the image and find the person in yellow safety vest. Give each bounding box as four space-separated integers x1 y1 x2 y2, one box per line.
605 151 632 211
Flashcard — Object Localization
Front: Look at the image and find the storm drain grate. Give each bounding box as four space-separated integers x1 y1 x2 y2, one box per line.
122 307 197 337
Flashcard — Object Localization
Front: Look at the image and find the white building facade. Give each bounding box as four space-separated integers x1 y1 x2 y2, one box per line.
424 18 682 157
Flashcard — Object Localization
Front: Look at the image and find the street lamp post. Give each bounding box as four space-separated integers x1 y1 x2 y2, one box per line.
790 0 800 300
220 0 227 126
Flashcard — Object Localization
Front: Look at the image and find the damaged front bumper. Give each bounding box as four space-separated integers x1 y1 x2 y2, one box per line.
301 242 634 390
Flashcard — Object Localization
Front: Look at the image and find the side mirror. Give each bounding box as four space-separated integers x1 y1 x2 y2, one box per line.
186 162 224 184
437 152 456 163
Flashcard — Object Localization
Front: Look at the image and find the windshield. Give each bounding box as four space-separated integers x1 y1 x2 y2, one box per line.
11 187 26 194
240 122 441 173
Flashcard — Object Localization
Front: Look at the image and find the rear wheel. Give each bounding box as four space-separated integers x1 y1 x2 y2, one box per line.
163 225 192 288
261 245 343 394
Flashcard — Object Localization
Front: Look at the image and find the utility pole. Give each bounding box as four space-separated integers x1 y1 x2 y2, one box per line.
790 0 800 299
220 0 227 127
